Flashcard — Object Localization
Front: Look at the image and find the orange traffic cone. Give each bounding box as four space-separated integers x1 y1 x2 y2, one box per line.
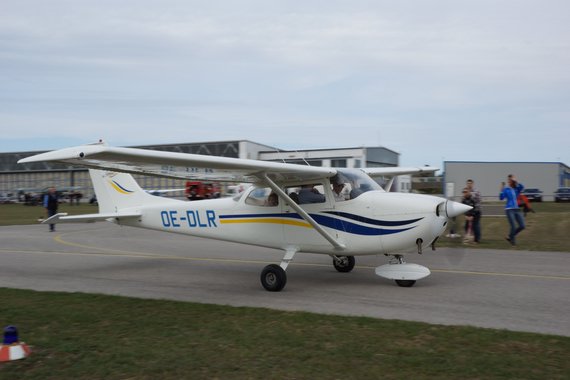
0 326 31 362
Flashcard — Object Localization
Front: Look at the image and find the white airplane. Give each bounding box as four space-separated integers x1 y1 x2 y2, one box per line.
18 141 471 291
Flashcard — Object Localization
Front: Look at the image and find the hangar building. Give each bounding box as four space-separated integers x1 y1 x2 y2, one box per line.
0 140 399 199
444 161 570 202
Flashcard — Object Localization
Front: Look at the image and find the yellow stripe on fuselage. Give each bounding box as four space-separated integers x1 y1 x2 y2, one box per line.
109 181 133 195
220 218 312 228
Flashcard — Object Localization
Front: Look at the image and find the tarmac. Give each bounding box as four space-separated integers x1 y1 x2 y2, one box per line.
1 223 569 337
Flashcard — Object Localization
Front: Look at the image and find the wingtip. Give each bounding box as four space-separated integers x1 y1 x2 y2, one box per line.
17 142 108 164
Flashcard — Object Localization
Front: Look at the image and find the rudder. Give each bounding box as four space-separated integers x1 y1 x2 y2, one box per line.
89 169 157 213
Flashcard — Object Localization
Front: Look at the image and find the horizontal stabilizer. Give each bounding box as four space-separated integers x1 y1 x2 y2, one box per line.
43 211 141 224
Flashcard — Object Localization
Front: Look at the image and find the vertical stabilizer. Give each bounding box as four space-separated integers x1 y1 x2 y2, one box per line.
89 169 156 213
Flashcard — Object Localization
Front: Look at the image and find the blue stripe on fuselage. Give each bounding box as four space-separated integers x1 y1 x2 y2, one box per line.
322 211 423 227
219 212 417 236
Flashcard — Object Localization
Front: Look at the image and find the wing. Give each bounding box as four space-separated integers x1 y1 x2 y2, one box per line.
18 141 337 183
363 166 439 178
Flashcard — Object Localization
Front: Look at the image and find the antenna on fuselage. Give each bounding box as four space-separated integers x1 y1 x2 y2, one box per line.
273 146 311 166
272 147 287 165
297 150 311 166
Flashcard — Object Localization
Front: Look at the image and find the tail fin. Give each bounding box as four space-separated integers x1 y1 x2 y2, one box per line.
89 169 161 213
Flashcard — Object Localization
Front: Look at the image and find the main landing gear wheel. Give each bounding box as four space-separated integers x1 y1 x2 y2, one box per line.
333 255 356 273
395 279 416 287
260 264 287 292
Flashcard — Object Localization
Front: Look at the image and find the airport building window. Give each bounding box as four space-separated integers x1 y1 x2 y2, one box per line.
331 159 347 168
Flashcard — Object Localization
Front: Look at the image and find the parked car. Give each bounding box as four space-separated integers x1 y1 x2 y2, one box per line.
554 187 570 202
0 195 15 204
521 188 543 202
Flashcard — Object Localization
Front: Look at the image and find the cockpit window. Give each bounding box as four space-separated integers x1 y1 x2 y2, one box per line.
232 192 245 202
331 169 382 200
286 184 326 204
245 187 279 207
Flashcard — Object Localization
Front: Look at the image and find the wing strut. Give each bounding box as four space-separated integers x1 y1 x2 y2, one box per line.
261 173 345 250
384 177 395 192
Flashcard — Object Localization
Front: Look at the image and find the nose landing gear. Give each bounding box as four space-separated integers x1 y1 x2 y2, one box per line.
375 254 431 287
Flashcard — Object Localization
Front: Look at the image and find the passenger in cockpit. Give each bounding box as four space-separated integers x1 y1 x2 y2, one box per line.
298 184 325 204
266 192 279 206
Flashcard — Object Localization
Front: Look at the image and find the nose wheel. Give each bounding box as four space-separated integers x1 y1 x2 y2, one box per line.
395 279 416 287
375 254 430 287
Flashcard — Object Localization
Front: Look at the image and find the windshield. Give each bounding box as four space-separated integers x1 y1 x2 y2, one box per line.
232 192 245 201
331 169 383 200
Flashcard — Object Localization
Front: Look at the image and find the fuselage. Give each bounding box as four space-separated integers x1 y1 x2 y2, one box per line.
118 188 449 256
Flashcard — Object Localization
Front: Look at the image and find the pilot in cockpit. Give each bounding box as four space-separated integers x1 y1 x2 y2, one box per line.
331 177 346 202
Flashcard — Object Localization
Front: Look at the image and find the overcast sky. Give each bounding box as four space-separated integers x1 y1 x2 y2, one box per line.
1 0 569 167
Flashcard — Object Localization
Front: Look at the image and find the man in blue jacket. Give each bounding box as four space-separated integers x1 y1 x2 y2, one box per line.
500 175 525 246
43 187 59 232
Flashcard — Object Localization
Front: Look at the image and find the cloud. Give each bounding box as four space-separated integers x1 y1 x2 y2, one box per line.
0 0 569 166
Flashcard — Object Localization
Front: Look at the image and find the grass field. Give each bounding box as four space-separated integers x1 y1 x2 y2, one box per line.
0 288 569 380
1 202 569 378
0 203 97 226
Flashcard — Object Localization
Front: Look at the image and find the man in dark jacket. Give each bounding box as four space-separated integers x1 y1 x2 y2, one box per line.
461 187 478 243
465 179 482 242
43 187 58 232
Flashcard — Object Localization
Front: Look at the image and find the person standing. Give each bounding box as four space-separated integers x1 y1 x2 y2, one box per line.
461 187 477 244
500 175 525 246
465 179 482 243
43 187 59 232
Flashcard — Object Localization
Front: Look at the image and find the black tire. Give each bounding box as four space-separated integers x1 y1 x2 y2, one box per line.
395 279 416 287
260 264 287 292
333 256 356 273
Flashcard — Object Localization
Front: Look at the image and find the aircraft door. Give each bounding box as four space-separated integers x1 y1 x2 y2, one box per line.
282 183 335 249
242 186 286 247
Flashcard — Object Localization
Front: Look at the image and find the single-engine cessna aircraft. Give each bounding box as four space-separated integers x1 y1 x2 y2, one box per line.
18 141 471 291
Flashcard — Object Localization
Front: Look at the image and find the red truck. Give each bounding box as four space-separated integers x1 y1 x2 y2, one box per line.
185 181 220 200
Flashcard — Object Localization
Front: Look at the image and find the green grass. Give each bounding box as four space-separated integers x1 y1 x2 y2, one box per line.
0 288 569 380
0 203 97 226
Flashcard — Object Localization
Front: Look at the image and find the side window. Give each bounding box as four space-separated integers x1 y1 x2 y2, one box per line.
245 187 279 207
287 183 326 204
